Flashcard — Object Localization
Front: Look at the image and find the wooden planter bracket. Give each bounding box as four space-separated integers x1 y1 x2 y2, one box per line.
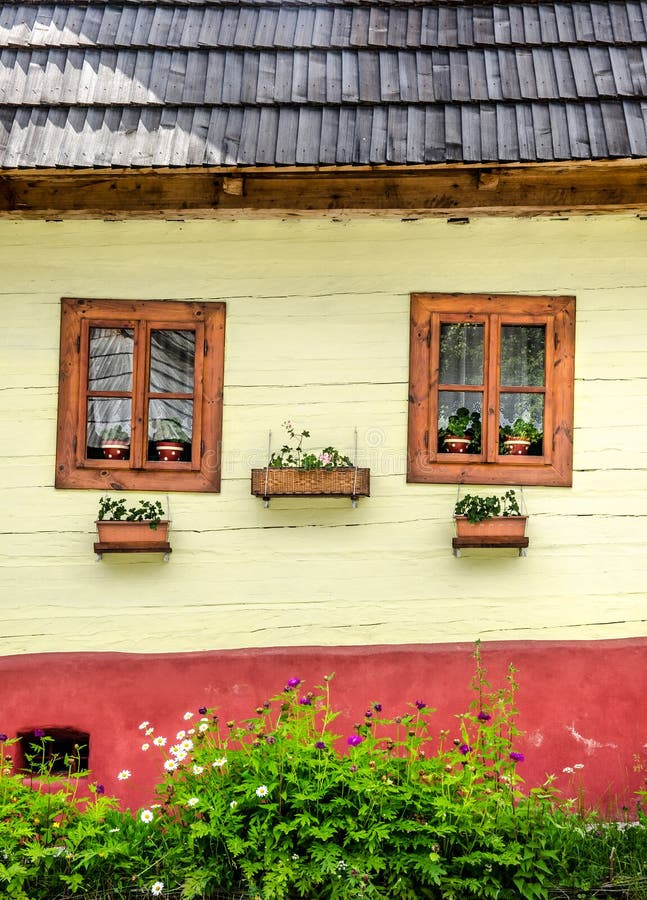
452 486 529 557
253 429 369 508
94 497 172 561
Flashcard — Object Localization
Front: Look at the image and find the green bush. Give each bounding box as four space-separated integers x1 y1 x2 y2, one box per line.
2 649 647 899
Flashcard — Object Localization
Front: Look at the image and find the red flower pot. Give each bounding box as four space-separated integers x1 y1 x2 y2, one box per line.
101 440 129 460
155 441 184 462
503 438 531 456
443 436 471 453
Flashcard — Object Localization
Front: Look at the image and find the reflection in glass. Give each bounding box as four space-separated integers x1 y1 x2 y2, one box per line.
439 323 484 385
150 330 195 393
148 399 193 462
88 328 133 391
438 391 482 453
501 326 545 387
499 393 544 456
86 398 131 459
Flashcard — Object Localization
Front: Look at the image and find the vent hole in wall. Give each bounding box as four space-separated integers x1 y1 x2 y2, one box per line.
17 728 90 775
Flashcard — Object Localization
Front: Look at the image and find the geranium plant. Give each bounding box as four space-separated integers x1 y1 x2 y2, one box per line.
97 495 165 528
269 421 353 469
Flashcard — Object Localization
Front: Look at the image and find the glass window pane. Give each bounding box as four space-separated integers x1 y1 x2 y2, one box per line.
88 328 133 391
499 393 544 456
148 399 193 462
150 330 195 393
438 391 482 453
500 325 545 387
439 323 484 385
87 398 131 459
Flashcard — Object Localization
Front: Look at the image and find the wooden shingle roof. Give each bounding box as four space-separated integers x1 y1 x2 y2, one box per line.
2 1 647 169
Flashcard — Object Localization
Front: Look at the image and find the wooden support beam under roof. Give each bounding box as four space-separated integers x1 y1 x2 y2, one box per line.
2 160 647 218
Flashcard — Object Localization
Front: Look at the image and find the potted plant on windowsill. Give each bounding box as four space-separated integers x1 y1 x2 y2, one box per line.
151 419 190 462
251 421 370 502
99 424 130 460
499 419 542 456
440 407 481 454
453 489 526 539
95 496 169 546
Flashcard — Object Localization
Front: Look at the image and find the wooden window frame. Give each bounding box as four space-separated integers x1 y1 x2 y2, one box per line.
56 298 225 492
407 293 575 487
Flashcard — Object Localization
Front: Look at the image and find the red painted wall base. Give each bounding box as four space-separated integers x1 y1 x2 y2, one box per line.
1 638 646 814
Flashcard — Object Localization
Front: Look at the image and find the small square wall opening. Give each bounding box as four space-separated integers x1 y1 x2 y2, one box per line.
17 728 90 775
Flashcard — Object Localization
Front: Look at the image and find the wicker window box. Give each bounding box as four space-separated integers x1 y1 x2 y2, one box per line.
251 467 370 502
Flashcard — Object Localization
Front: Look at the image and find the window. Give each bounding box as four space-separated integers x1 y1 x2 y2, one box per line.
56 298 225 492
408 293 575 487
18 728 90 775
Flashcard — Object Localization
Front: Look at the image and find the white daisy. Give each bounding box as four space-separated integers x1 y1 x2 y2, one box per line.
176 730 186 741
180 739 194 752
153 736 167 747
186 797 199 807
140 809 154 824
230 800 238 809
198 723 209 733
255 784 269 798
212 757 227 768
141 743 150 752
183 712 194 721
117 769 131 781
138 721 150 731
164 759 178 772
151 882 164 896
193 764 204 775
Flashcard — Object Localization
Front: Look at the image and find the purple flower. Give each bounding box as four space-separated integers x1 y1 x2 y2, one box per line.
96 784 105 795
0 734 7 742
364 710 373 718
477 711 491 722
265 735 276 745
299 696 311 706
198 706 207 715
315 741 326 750
347 735 364 747
415 700 426 710
33 729 45 738
459 744 471 755
373 703 382 713
285 677 301 690
509 751 525 763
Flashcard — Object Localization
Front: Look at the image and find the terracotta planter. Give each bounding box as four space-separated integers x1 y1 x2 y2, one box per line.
443 436 471 453
454 515 527 539
155 441 184 462
101 440 129 460
95 520 170 544
251 467 370 498
503 438 531 456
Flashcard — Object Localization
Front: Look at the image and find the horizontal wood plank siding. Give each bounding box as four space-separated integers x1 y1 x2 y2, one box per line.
0 215 646 655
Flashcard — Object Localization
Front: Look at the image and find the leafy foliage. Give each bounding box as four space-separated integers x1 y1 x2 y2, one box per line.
269 421 353 469
97 495 165 527
3 652 647 899
454 489 521 523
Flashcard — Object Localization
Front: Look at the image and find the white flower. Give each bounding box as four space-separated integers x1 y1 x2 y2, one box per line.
183 711 194 721
180 739 194 752
153 736 167 747
212 757 227 768
109 827 120 833
138 721 150 731
176 730 186 741
140 809 154 824
141 743 150 752
563 766 575 774
117 769 131 781
174 750 188 762
198 722 209 733
255 784 269 798
170 744 181 757
574 763 585 770
164 759 178 772
145 727 154 736
187 797 199 807
193 764 204 775
230 800 238 809
151 882 164 896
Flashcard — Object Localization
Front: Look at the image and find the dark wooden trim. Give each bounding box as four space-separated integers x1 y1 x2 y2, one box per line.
56 298 225 493
407 293 575 488
452 536 529 549
2 161 647 218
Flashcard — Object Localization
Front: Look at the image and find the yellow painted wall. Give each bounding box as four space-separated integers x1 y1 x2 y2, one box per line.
1 215 646 655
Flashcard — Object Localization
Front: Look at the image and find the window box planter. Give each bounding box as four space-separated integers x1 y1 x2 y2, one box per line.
251 467 370 505
452 490 528 556
94 496 172 560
